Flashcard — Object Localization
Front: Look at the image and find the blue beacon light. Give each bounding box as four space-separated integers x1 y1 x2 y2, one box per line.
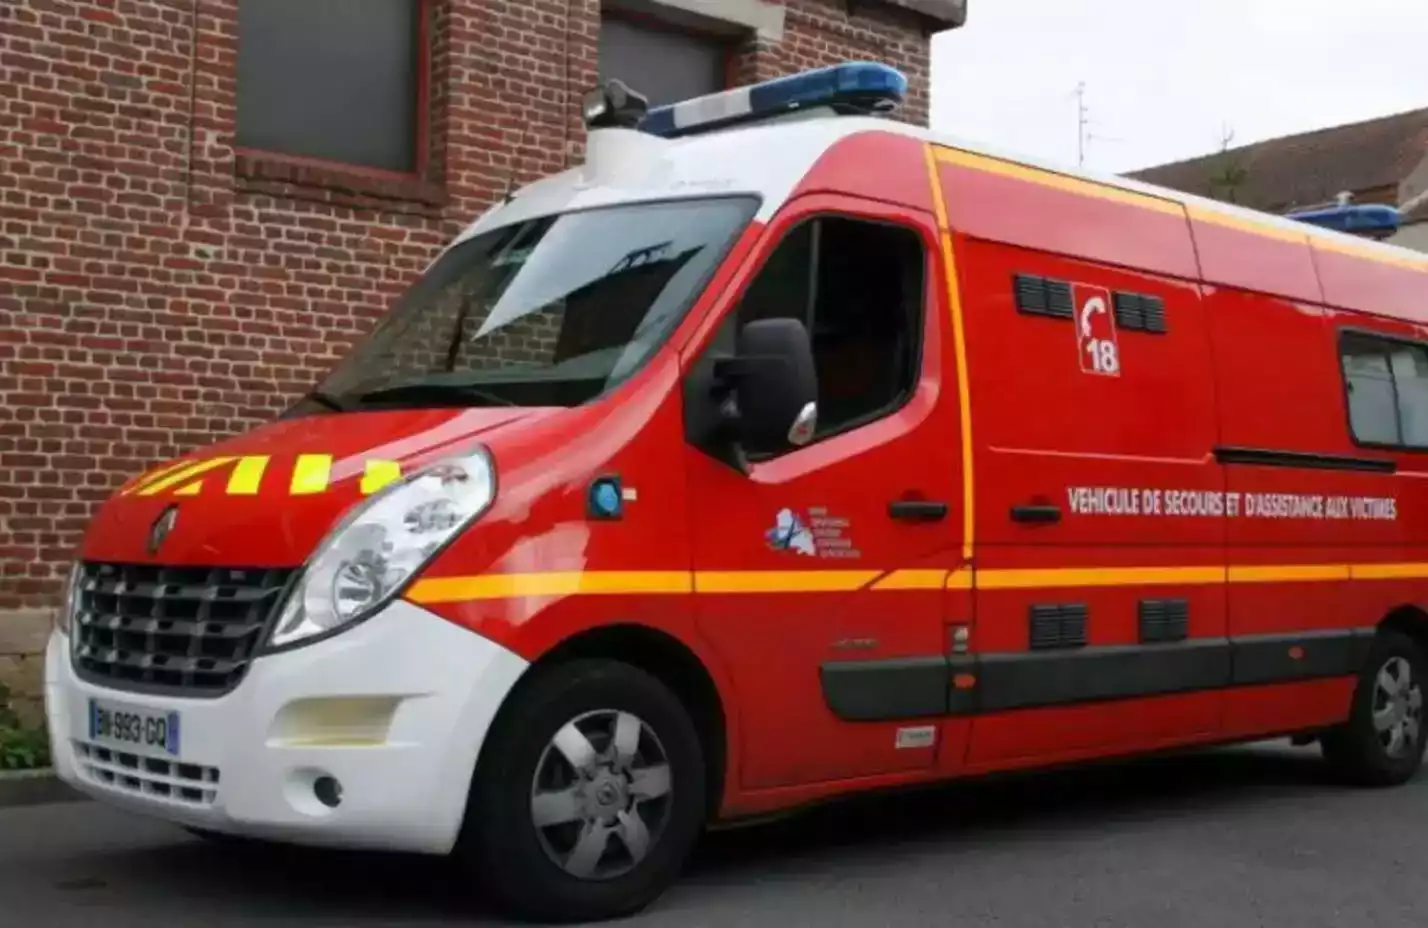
1286 203 1401 240
639 62 909 140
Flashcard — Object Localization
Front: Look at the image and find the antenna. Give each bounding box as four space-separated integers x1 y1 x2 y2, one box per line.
1075 81 1088 168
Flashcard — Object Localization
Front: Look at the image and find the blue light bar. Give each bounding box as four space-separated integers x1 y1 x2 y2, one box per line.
1286 203 1401 239
641 62 908 139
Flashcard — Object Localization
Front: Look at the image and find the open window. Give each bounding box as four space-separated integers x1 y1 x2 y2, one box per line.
699 214 925 458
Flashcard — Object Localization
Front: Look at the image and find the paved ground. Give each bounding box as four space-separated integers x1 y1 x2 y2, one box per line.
5 742 1427 927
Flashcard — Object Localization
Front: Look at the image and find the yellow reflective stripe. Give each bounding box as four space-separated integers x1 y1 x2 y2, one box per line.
871 569 948 591
977 566 1227 591
226 456 270 495
290 454 332 496
934 146 1184 217
404 562 1428 605
931 145 1428 273
694 570 880 594
1350 562 1428 581
925 144 976 562
1228 564 1351 584
173 480 204 497
361 459 402 495
1183 203 1307 246
136 457 236 496
407 571 692 604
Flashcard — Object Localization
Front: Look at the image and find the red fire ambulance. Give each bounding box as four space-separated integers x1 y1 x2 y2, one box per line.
43 61 1428 922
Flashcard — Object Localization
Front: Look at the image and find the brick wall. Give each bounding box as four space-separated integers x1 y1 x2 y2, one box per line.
736 0 934 127
0 0 942 705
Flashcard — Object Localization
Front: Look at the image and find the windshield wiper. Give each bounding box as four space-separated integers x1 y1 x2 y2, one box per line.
356 382 517 408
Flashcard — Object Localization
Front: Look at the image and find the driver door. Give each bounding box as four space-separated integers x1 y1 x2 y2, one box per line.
681 195 968 790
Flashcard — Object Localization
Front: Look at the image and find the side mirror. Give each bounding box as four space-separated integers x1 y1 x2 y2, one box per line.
716 318 819 454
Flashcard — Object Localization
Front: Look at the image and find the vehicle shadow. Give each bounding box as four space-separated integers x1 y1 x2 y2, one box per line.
686 742 1333 880
50 742 1339 924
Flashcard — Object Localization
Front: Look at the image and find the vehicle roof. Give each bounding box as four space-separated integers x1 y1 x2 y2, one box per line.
448 111 1428 277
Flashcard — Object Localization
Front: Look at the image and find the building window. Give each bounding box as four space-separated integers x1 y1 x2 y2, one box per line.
236 0 427 175
598 13 730 108
726 216 926 455
1341 331 1428 447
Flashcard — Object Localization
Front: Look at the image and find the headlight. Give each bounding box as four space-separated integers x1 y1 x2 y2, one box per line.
268 447 496 649
55 563 81 636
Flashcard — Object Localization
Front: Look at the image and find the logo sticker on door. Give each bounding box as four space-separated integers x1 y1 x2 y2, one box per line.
766 508 818 556
1073 283 1120 377
765 507 861 559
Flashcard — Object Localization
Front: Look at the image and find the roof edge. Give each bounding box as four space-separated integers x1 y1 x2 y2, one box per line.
1126 105 1428 180
865 0 968 29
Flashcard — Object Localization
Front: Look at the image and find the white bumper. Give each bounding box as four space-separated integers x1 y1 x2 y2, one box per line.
43 599 529 854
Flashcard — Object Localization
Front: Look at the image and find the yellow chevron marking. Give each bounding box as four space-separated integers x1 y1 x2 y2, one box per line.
136 458 236 497
123 459 196 496
290 454 333 496
361 459 403 495
226 456 270 495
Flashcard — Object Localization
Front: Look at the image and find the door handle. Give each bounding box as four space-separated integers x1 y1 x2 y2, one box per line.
1010 504 1061 524
889 500 948 522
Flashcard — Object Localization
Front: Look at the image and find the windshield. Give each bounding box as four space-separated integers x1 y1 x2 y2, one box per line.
296 196 758 413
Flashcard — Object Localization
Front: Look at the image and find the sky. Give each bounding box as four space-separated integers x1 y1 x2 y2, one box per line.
929 0 1428 176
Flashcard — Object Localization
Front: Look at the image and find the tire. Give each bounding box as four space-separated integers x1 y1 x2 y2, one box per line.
1321 628 1428 787
458 659 707 923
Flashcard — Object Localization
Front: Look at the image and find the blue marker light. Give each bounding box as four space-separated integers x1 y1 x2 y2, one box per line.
588 477 624 520
1286 203 1401 240
641 62 908 140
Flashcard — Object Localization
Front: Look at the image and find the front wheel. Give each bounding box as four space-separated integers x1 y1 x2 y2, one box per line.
459 659 707 923
1321 629 1427 787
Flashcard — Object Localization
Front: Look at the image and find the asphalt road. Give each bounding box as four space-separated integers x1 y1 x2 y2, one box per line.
5 742 1427 927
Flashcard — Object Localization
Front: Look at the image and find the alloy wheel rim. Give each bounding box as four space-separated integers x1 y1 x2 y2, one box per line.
529 708 674 881
1372 655 1423 759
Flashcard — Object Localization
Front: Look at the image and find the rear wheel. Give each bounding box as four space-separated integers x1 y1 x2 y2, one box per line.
459 659 707 923
1321 629 1427 787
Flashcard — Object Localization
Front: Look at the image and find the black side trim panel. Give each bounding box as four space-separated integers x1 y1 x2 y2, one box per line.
819 631 1371 722
821 656 948 722
1230 629 1374 686
1214 445 1396 474
978 640 1231 712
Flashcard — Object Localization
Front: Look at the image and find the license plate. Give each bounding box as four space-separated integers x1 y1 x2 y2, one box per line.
88 699 181 758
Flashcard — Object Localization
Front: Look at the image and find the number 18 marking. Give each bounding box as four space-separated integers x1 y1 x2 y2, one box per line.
1085 337 1120 374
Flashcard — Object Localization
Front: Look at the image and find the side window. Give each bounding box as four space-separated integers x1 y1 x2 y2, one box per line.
1341 332 1428 447
731 216 925 453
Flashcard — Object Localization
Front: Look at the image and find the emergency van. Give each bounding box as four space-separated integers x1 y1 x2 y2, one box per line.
43 61 1428 922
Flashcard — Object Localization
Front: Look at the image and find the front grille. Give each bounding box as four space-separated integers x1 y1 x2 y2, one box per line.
74 740 220 806
72 562 296 698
